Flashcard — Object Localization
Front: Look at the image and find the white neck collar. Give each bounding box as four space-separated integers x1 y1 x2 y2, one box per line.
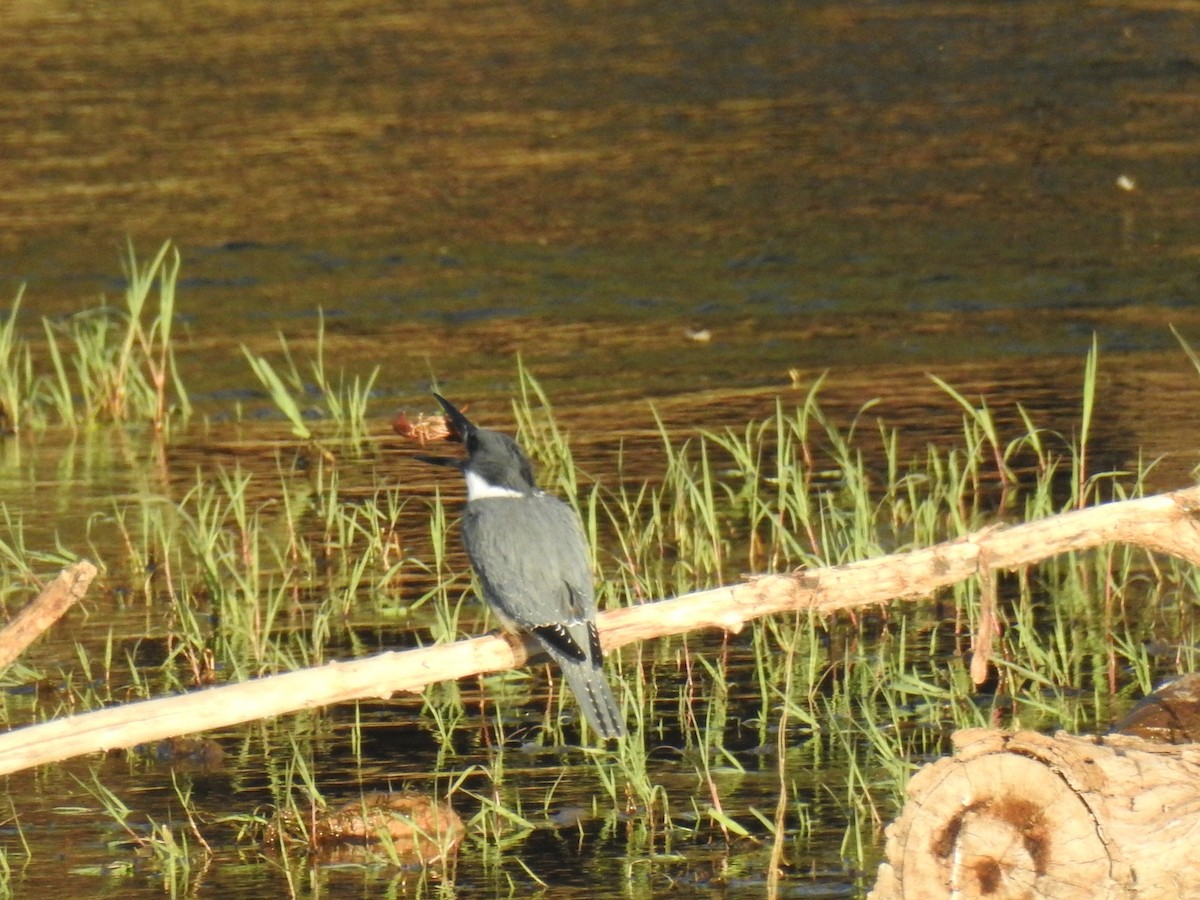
465 469 525 500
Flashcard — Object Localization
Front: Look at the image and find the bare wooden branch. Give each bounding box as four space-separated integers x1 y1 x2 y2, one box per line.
0 628 533 776
0 561 97 669
1 485 1199 776
599 483 1200 647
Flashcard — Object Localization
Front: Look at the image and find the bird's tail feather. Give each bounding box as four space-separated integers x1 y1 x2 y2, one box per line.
554 655 626 740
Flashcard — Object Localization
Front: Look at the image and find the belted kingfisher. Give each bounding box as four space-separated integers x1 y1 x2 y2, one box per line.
417 394 626 740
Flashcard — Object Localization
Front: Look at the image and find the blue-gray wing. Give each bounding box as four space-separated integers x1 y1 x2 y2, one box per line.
461 493 598 645
461 493 624 738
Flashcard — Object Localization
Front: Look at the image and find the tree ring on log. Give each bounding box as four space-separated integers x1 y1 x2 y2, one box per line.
886 750 1111 898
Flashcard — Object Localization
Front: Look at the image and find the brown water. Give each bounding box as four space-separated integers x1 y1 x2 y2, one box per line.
2 1 1200 897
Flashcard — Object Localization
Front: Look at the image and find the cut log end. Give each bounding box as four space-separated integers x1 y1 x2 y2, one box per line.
874 747 1111 899
871 729 1200 899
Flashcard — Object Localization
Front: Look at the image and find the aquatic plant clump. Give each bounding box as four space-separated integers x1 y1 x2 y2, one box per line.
2 244 380 440
2 241 191 431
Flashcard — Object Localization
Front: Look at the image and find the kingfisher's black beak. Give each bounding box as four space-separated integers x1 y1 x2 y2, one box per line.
431 393 475 442
415 453 463 469
414 393 475 469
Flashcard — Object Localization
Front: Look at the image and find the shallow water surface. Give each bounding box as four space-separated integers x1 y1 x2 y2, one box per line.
1 1 1200 897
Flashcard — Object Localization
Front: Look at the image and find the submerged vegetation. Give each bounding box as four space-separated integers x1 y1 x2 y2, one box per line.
0 248 1198 896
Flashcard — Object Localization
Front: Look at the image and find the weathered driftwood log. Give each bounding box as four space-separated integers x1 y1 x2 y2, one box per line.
870 728 1200 900
0 560 96 668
